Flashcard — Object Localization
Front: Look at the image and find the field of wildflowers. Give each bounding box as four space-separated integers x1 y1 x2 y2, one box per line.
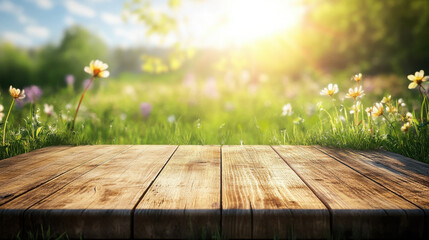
0 60 428 163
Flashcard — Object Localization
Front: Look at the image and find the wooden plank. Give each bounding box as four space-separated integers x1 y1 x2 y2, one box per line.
23 145 177 239
315 146 429 238
0 145 117 205
222 145 329 239
0 146 71 182
0 145 131 239
134 145 221 239
273 145 424 239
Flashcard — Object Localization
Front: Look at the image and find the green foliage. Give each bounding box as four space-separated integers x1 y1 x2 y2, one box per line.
0 26 107 91
302 0 429 74
36 26 108 88
1 71 427 163
0 43 35 89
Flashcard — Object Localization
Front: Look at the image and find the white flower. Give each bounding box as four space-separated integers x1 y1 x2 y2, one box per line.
320 83 339 97
352 73 362 82
345 86 365 99
381 95 391 104
282 103 293 116
44 104 54 116
407 70 428 89
372 103 384 118
401 122 411 133
398 98 406 107
406 112 413 122
0 104 4 122
84 59 110 78
167 114 176 123
9 86 26 100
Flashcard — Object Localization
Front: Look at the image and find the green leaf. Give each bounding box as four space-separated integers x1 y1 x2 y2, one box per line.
168 0 180 9
36 127 43 138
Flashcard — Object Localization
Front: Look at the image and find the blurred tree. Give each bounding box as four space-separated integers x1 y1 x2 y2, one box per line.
0 43 35 89
301 0 429 74
123 0 194 74
36 25 107 88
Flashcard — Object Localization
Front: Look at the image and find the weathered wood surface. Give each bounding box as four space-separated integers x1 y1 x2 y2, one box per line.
21 145 177 239
134 145 220 239
222 145 329 239
0 145 428 239
0 145 131 238
315 146 429 237
273 145 424 239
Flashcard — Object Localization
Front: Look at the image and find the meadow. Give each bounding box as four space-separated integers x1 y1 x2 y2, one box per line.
1 64 428 163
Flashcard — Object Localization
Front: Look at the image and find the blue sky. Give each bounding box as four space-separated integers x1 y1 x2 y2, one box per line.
0 0 305 49
0 0 149 48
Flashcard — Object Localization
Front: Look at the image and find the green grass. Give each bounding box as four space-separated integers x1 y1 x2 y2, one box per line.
1 71 428 163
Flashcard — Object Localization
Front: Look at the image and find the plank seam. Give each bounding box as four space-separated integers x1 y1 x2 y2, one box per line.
0 146 119 207
129 145 179 240
20 146 134 235
313 146 426 221
220 145 223 238
270 145 333 237
249 200 253 240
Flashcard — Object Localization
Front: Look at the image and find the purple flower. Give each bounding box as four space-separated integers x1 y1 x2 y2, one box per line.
140 102 152 119
23 85 43 104
65 74 75 87
82 79 93 90
183 73 196 89
204 77 219 99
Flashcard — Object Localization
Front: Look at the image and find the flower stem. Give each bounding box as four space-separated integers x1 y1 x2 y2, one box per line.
2 99 15 145
382 113 394 128
71 76 94 131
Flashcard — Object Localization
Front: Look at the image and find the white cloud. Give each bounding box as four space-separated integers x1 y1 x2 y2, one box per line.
0 0 35 24
101 12 121 25
114 28 141 42
2 31 32 46
28 0 53 10
64 0 95 18
25 25 50 38
64 15 75 26
87 0 112 3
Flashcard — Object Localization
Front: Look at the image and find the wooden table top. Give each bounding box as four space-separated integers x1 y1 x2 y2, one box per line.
0 145 428 239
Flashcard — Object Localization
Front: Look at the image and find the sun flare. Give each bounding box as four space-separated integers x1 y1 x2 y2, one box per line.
178 0 306 48
219 0 305 45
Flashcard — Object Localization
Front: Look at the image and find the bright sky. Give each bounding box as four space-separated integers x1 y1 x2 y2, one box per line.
0 0 306 48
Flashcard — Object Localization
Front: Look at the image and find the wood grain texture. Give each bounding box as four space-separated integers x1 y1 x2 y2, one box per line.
1 145 428 239
0 145 131 239
222 145 329 239
273 145 424 239
23 145 177 239
316 146 429 238
0 146 71 182
0 145 113 205
134 145 221 239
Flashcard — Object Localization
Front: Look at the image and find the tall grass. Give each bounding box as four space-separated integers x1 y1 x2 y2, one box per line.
0 70 427 163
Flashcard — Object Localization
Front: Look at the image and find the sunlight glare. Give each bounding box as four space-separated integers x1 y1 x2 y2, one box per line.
218 0 305 46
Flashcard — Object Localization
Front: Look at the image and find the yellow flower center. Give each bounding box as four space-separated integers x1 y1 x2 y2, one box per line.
349 92 360 98
415 77 422 85
93 68 101 77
